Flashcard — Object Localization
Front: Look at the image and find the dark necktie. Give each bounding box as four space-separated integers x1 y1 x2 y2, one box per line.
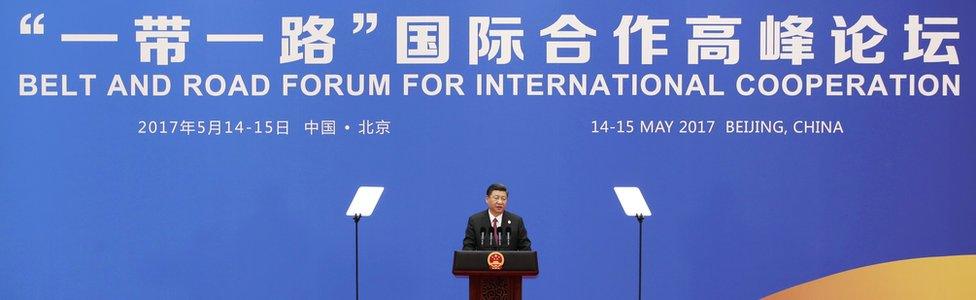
492 218 499 245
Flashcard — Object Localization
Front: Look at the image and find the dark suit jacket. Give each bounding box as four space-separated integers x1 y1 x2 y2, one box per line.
463 210 531 251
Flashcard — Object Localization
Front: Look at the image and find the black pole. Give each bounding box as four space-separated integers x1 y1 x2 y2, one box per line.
637 214 644 300
354 214 361 300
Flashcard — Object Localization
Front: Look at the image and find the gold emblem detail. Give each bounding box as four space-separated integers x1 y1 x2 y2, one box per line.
487 251 505 270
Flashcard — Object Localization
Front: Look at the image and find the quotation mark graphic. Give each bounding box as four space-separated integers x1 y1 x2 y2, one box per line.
352 12 377 34
20 13 45 35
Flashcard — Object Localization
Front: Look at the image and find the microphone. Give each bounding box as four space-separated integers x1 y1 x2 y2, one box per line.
488 226 495 248
479 227 486 248
506 227 511 248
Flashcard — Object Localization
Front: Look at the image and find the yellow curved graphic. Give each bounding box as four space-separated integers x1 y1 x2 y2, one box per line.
765 255 976 299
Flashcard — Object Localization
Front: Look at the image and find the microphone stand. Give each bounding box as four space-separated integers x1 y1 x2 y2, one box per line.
490 228 496 251
353 213 361 300
637 213 644 300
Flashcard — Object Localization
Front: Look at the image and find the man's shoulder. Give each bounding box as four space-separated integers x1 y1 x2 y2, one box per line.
467 210 525 221
468 210 487 221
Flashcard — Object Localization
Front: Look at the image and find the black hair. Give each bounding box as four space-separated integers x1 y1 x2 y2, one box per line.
486 183 508 196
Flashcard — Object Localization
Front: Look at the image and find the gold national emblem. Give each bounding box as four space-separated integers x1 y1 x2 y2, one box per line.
487 251 505 270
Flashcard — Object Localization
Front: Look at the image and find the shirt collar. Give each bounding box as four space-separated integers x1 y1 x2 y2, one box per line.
488 210 504 225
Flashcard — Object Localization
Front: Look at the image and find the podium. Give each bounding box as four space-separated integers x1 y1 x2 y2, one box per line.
453 251 538 300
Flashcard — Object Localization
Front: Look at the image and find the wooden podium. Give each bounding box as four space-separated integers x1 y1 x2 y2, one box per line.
453 251 538 300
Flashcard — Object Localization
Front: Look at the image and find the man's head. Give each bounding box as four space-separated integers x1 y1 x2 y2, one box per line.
485 183 508 216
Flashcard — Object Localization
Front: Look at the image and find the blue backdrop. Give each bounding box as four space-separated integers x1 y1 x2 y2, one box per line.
2 0 974 298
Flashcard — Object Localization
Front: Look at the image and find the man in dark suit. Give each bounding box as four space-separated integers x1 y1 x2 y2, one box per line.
463 183 532 251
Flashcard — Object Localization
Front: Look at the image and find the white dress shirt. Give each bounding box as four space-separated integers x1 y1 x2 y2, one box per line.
488 211 504 230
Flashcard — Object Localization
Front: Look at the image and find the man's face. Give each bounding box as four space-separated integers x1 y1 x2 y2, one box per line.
485 190 508 215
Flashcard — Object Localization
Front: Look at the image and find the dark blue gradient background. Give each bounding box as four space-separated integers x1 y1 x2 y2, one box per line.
2 0 973 298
